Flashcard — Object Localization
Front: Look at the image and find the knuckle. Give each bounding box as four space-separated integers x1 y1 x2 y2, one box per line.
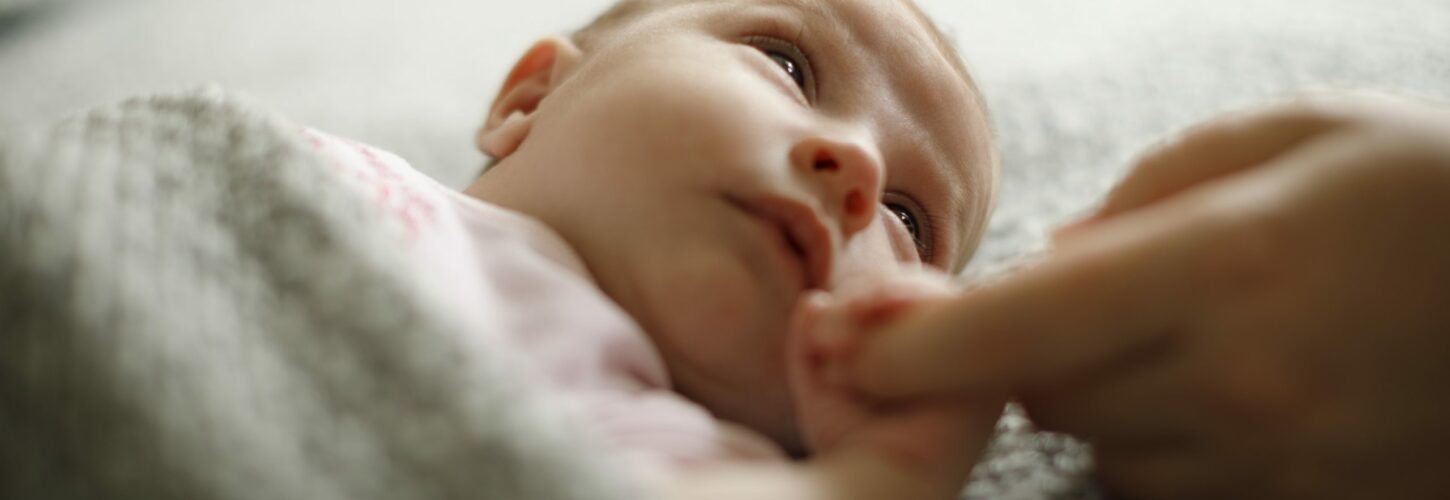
1272 96 1352 123
1198 342 1317 431
1189 205 1294 300
1327 128 1450 206
1270 92 1447 140
1379 131 1450 191
1233 99 1334 134
1271 92 1394 126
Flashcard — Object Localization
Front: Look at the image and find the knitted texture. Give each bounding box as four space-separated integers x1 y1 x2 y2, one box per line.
0 88 639 500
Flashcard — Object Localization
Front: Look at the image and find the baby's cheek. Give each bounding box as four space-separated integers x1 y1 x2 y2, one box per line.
833 220 902 286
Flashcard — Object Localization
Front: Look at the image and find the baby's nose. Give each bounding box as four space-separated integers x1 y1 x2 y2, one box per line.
790 136 884 241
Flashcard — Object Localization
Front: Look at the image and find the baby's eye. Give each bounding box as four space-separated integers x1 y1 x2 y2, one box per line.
766 50 805 88
885 202 932 262
744 35 814 99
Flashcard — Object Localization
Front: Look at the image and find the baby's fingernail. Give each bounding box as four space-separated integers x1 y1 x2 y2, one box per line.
800 290 835 315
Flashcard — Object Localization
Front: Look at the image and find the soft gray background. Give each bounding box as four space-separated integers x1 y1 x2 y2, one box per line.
3 0 1449 268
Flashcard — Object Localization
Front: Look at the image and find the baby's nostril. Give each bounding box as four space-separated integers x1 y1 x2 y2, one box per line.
812 151 838 172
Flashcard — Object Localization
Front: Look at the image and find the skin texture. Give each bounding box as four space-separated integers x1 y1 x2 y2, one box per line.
789 267 1002 484
852 94 1450 499
466 0 995 455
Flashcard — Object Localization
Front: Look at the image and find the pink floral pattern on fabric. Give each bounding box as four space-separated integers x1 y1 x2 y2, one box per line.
304 129 437 242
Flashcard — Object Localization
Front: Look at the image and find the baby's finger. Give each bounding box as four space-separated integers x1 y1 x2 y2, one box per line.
788 291 871 452
791 291 843 353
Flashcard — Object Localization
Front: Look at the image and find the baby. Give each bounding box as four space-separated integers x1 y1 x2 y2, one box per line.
308 0 1000 497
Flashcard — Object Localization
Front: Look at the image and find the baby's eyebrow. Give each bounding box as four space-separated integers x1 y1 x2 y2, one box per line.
752 0 815 12
748 0 836 26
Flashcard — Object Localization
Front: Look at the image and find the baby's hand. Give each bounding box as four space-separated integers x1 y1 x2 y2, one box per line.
788 268 1003 496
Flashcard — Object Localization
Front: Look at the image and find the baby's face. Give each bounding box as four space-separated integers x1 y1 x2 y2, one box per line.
487 0 994 450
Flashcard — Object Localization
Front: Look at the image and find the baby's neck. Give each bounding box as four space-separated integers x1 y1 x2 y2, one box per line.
461 170 596 286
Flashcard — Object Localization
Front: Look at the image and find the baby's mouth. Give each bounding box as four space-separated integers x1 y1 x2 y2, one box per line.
727 194 834 291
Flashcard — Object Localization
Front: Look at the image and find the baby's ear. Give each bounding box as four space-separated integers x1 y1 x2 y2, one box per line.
477 37 583 158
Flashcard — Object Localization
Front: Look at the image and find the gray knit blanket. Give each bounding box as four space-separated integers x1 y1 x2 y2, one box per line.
0 88 1095 500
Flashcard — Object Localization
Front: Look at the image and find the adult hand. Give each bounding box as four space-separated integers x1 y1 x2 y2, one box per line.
789 267 1003 499
851 95 1450 499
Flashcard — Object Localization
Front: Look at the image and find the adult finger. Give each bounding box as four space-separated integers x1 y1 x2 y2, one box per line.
851 100 1400 399
1066 92 1446 243
1094 446 1223 500
1092 99 1354 221
852 189 1236 398
1018 341 1204 450
1095 425 1284 500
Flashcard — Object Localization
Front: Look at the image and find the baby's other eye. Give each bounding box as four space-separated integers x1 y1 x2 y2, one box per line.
744 35 814 99
885 201 933 262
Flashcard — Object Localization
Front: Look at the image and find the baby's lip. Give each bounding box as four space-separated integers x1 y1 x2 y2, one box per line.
728 194 834 291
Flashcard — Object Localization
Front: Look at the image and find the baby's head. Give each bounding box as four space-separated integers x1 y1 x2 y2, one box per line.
466 0 996 453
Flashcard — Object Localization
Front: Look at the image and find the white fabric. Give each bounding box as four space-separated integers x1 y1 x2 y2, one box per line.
304 129 786 472
0 89 640 500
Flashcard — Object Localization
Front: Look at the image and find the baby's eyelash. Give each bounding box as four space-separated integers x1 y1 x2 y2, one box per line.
883 193 936 263
743 34 817 104
742 15 818 102
920 205 946 265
